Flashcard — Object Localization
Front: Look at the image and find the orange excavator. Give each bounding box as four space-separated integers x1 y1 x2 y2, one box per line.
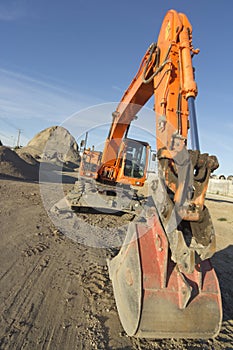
71 9 222 338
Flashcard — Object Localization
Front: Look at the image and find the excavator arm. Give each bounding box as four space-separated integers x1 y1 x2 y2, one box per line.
107 9 222 339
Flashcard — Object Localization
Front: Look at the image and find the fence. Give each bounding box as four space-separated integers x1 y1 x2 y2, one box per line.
207 179 233 197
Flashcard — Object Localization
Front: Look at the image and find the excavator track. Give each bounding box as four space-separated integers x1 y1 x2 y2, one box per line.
67 176 146 215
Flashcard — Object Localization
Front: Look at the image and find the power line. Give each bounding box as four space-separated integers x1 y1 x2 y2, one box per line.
0 131 11 139
0 116 20 131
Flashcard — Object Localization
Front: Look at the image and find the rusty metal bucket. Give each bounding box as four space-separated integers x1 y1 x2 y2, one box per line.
107 213 222 339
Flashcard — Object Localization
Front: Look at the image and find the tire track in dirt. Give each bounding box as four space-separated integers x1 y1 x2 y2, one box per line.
0 234 86 350
0 252 50 349
0 182 86 350
76 247 132 350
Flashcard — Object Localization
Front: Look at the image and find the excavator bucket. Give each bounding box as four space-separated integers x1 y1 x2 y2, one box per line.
107 212 222 339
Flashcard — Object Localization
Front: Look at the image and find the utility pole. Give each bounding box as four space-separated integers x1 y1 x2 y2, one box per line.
16 129 22 148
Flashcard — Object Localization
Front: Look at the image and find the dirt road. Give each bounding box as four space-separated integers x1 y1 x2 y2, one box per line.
0 177 233 350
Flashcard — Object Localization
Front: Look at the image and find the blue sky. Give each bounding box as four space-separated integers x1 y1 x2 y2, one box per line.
0 0 232 175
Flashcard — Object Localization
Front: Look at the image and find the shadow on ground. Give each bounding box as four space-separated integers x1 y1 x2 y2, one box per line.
211 244 233 321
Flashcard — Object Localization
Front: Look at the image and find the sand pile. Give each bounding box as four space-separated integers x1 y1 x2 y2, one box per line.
21 126 80 167
0 126 80 180
0 146 39 180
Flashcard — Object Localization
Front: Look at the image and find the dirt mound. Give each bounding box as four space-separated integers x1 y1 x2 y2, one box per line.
22 126 80 167
0 146 39 180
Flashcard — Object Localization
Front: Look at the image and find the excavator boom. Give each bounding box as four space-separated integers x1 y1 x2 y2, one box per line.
100 10 198 170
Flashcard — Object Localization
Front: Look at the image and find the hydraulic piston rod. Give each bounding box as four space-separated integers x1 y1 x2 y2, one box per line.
188 96 200 151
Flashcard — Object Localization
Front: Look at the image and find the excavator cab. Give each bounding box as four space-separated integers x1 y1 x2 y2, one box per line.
115 138 150 187
71 138 151 214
